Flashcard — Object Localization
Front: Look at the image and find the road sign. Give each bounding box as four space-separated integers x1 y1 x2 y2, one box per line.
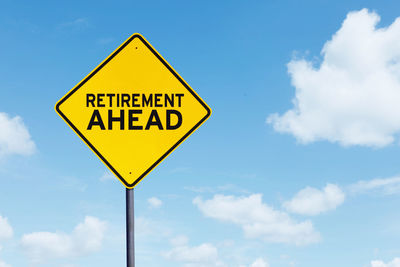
55 33 211 188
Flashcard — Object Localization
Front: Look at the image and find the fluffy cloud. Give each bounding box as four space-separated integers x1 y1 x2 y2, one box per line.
148 197 163 208
0 216 13 241
371 258 400 267
21 216 106 263
0 112 35 157
194 194 320 246
249 258 269 267
283 184 345 215
99 171 115 182
0 216 13 267
239 258 269 267
268 9 400 147
165 235 270 267
350 176 400 195
163 236 225 267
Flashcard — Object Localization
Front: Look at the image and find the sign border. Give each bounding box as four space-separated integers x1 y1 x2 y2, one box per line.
55 33 211 188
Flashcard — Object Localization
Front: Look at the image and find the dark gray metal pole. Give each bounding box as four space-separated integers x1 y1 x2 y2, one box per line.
126 188 135 267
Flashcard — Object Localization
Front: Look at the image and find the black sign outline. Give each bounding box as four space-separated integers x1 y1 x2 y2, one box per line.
55 34 211 188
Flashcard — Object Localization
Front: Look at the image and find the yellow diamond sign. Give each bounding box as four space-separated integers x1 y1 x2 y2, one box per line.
55 33 211 188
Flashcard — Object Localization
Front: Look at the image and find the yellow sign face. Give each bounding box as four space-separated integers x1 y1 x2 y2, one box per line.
55 33 211 188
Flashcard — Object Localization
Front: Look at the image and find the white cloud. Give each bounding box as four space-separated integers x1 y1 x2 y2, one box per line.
239 258 270 267
148 197 163 208
249 258 269 267
0 216 12 267
163 237 225 267
350 176 400 195
165 235 270 267
0 216 13 241
0 112 35 157
99 171 115 182
21 216 106 263
0 260 11 267
283 184 345 215
193 194 320 246
268 9 400 147
371 258 400 267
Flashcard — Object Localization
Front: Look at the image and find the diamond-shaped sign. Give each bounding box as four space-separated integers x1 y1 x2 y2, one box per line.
55 33 211 188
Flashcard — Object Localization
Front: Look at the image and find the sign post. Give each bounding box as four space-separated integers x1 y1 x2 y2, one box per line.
55 33 211 266
126 188 135 267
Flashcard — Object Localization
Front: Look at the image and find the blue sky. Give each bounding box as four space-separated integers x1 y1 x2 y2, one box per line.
2 0 400 266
